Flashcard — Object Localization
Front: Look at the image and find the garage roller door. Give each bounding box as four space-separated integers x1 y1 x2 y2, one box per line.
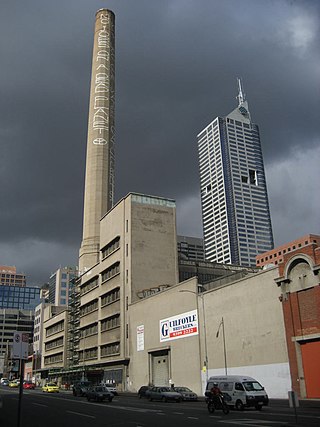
152 354 169 386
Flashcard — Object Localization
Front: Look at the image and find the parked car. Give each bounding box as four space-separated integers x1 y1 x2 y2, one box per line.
73 381 91 397
86 386 114 402
148 386 182 402
0 379 9 386
42 383 59 393
0 378 9 385
173 386 198 401
138 386 151 398
100 382 118 396
23 381 36 390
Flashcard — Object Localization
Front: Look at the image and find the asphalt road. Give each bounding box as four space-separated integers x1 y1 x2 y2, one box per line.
1 388 320 427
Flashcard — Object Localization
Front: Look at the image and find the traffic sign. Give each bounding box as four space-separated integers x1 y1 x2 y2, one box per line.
12 331 29 360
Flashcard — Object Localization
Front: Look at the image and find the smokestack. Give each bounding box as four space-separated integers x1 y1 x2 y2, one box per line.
79 9 115 272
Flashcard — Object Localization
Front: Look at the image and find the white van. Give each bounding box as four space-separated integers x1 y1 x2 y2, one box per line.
206 375 269 410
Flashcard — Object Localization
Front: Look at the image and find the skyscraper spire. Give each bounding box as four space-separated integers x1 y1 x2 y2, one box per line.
237 77 245 106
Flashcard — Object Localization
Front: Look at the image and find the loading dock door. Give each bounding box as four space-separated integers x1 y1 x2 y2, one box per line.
301 340 320 398
151 354 169 386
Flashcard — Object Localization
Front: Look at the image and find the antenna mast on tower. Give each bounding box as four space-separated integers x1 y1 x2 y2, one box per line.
237 77 245 106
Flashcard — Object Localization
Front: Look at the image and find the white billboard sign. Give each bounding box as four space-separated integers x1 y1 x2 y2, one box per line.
160 309 198 342
12 331 29 360
137 325 144 351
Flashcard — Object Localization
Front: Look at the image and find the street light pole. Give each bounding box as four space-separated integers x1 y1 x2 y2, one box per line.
222 317 227 375
200 294 209 384
216 317 227 375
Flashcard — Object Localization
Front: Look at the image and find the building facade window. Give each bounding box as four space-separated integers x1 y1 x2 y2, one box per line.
46 320 64 337
101 262 120 282
101 314 120 332
80 299 98 317
101 342 120 357
101 236 120 259
80 276 99 295
101 288 120 306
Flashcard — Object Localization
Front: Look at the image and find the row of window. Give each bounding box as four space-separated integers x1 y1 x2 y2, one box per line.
45 337 63 351
80 314 120 338
257 240 314 263
81 323 98 337
80 277 99 295
101 314 120 331
80 299 98 316
101 236 120 259
46 320 64 337
79 341 120 361
44 352 63 365
80 288 120 317
101 262 120 282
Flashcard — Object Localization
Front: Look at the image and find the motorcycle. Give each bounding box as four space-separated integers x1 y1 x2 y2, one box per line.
207 393 230 414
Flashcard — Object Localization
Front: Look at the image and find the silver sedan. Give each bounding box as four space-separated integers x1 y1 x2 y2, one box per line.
148 386 182 402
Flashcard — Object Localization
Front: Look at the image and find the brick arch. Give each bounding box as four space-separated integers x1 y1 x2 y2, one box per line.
283 254 314 280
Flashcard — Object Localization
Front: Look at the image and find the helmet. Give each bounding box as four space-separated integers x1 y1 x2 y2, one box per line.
213 382 218 386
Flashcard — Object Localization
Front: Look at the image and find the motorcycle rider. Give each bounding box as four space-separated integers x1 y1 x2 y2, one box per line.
210 382 222 405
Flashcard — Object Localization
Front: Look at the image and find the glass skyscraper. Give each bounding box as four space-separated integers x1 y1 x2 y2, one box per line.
197 80 274 267
0 285 41 310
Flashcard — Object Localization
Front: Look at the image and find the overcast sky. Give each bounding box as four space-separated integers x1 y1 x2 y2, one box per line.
0 0 319 286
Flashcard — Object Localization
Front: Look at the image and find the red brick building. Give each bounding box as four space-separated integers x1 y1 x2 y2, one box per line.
256 234 320 268
275 241 320 398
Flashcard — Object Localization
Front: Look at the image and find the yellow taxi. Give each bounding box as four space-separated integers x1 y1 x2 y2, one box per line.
42 382 59 393
9 380 20 388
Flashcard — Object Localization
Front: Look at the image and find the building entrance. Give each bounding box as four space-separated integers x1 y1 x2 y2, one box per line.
301 339 320 398
151 350 169 386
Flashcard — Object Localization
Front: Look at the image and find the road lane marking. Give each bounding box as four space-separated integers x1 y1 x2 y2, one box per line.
66 410 95 418
32 403 48 407
187 417 199 419
218 420 288 426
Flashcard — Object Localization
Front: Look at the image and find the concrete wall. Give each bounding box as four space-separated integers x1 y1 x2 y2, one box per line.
128 278 202 394
130 199 178 302
128 267 291 398
203 267 290 398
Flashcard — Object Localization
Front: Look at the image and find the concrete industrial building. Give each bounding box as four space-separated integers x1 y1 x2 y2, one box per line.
128 268 291 398
73 193 178 386
197 79 274 267
41 305 69 373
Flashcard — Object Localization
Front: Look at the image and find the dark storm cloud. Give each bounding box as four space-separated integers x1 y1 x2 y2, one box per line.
0 0 319 284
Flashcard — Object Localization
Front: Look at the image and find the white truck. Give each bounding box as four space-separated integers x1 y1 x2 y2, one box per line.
205 375 269 411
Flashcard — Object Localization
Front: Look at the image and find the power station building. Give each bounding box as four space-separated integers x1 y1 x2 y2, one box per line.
38 10 320 400
75 193 178 385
